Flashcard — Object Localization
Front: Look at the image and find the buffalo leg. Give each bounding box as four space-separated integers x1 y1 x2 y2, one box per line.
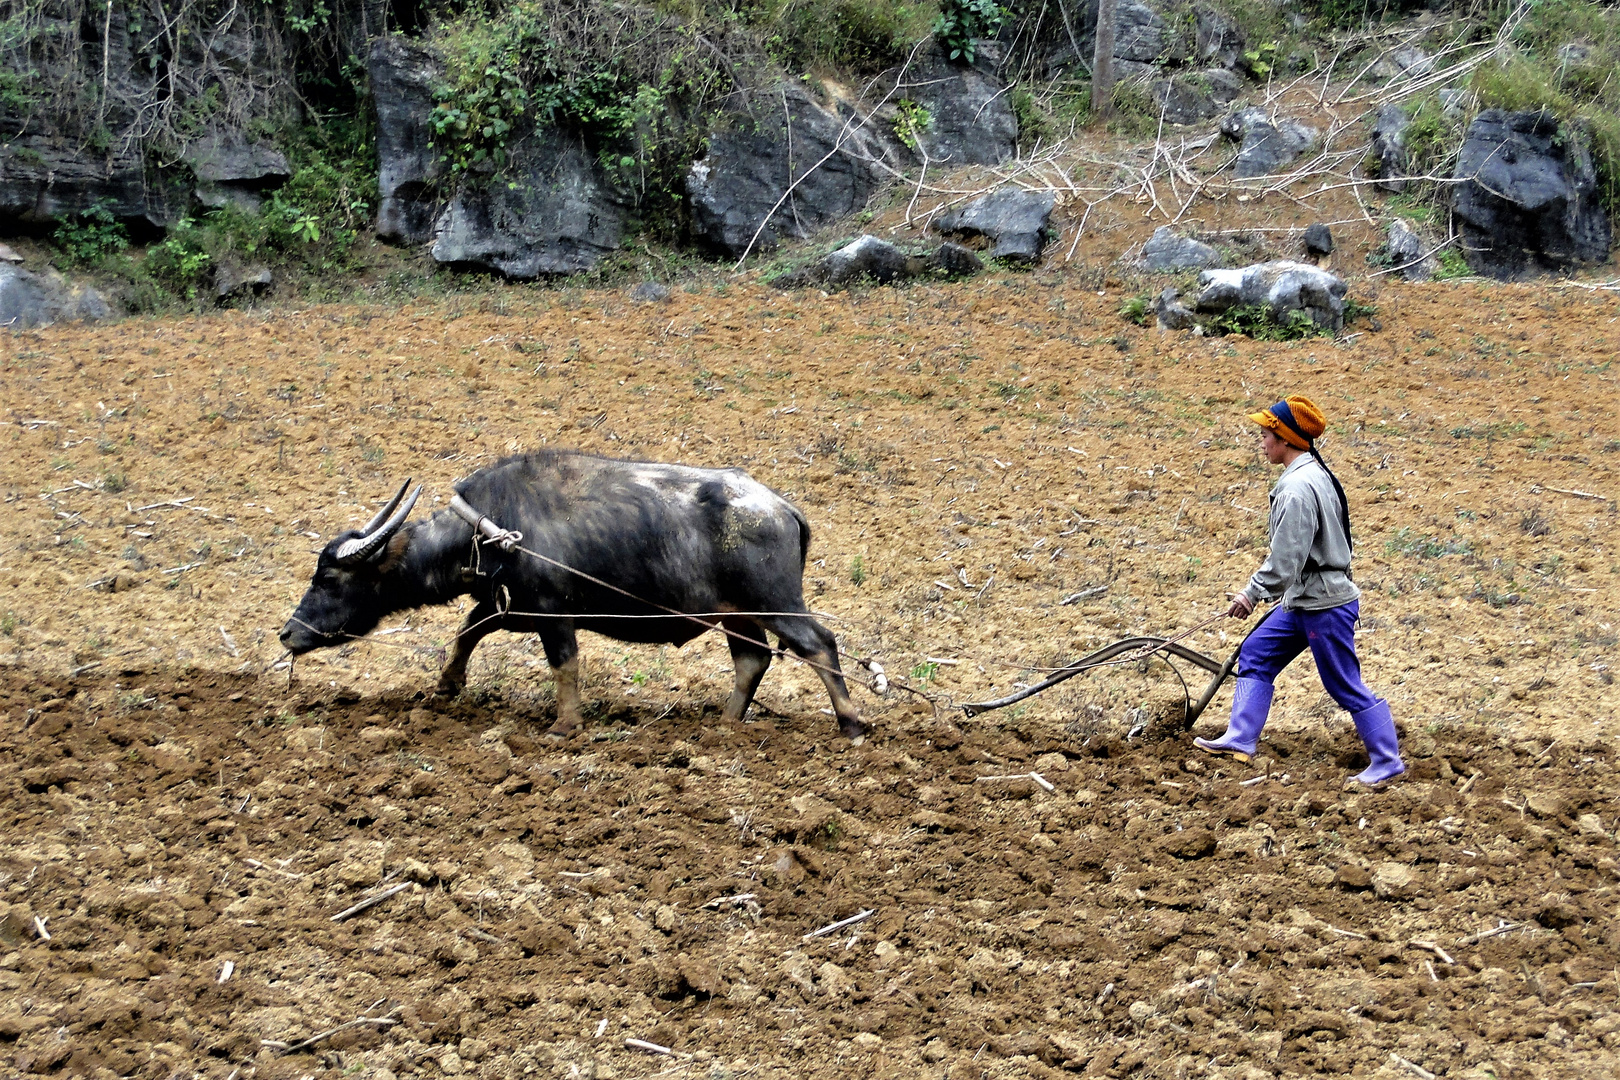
762 614 868 743
538 627 584 738
436 600 503 697
721 617 773 725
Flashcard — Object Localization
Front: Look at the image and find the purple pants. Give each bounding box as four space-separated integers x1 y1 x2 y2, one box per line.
1237 600 1379 714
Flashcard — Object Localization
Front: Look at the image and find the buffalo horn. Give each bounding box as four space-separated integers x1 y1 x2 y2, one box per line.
357 478 413 537
334 484 423 563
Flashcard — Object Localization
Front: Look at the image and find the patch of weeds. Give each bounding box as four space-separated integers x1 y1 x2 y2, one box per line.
933 0 1006 64
1385 527 1472 558
1433 247 1471 280
1343 297 1379 324
1119 293 1152 326
102 470 128 493
1207 304 1328 340
0 611 16 636
53 201 129 266
1519 507 1553 536
849 555 867 586
909 660 939 684
893 99 932 149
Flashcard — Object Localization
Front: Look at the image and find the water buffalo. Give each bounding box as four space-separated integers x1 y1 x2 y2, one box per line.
279 451 867 742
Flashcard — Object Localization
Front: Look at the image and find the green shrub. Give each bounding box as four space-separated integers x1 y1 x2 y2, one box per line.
932 0 1005 64
768 0 931 71
1208 304 1330 340
144 220 214 302
1119 294 1152 326
53 201 128 266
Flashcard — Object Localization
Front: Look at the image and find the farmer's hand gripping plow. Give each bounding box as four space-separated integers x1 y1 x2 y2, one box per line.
958 612 1246 727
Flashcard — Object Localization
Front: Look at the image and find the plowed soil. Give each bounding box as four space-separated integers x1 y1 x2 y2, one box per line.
3 273 1620 1080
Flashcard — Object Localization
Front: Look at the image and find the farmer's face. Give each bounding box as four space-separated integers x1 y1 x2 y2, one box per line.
1260 428 1290 465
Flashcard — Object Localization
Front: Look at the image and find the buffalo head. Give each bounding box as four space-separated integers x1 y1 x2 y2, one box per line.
280 480 421 654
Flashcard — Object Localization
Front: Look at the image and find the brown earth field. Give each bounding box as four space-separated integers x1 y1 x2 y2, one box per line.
2 273 1620 1080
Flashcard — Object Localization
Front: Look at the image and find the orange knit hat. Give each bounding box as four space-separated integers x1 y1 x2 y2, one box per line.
1249 396 1326 451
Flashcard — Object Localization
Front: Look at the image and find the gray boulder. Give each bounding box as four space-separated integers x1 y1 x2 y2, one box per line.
370 36 446 245
1116 2 1190 63
629 281 672 303
824 234 911 285
687 85 900 259
1370 104 1410 193
0 265 111 329
431 129 626 277
929 241 984 278
1150 69 1244 126
1221 108 1317 179
1142 226 1222 271
1385 218 1436 281
185 133 291 213
1303 223 1333 257
931 188 1055 264
1154 286 1197 330
878 42 1017 167
1452 109 1612 280
1195 6 1245 68
214 262 273 300
1194 261 1347 331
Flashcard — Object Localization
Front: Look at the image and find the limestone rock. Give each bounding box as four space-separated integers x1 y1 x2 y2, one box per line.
1153 286 1197 330
824 234 912 285
1150 69 1244 126
931 187 1055 264
1195 6 1246 68
369 36 446 245
0 265 111 329
1194 260 1347 331
629 281 672 303
688 84 901 259
1371 104 1411 193
1452 108 1612 280
1385 218 1437 281
1142 225 1222 271
1221 108 1318 179
928 241 984 278
431 128 627 278
875 41 1017 167
185 133 290 213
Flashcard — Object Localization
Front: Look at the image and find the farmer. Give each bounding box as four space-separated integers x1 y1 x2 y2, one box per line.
1194 396 1405 787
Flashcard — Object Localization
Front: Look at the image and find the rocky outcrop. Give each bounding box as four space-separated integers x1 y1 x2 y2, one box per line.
368 37 626 277
877 42 1018 167
931 188 1055 264
1194 261 1347 331
1142 226 1222 271
1150 69 1244 126
370 36 446 245
687 85 903 259
0 265 110 328
186 134 291 213
1451 109 1612 280
1384 219 1436 281
431 130 627 277
1116 2 1191 64
1221 108 1317 179
1370 104 1411 193
0 137 177 232
1195 6 1245 69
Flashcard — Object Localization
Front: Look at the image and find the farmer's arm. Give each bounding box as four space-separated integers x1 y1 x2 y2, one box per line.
1231 490 1314 613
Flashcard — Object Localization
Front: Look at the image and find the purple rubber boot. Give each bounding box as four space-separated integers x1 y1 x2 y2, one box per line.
1193 677 1273 763
1349 699 1405 787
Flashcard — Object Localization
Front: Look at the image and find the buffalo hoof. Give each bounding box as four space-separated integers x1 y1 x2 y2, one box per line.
545 716 583 740
433 680 464 699
840 718 870 745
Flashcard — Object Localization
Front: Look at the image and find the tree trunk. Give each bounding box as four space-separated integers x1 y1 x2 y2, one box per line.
1092 0 1117 122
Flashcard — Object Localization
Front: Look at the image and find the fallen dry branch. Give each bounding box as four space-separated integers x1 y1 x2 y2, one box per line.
329 882 411 922
264 1012 401 1055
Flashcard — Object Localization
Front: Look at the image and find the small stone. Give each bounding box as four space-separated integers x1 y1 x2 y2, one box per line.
1335 863 1371 889
1128 1000 1156 1023
629 281 671 303
1303 223 1333 256
873 941 901 969
852 1032 883 1052
1159 827 1217 860
1577 813 1610 839
1371 862 1417 900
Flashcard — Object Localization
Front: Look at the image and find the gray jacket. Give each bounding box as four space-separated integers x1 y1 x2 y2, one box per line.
1240 455 1360 611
